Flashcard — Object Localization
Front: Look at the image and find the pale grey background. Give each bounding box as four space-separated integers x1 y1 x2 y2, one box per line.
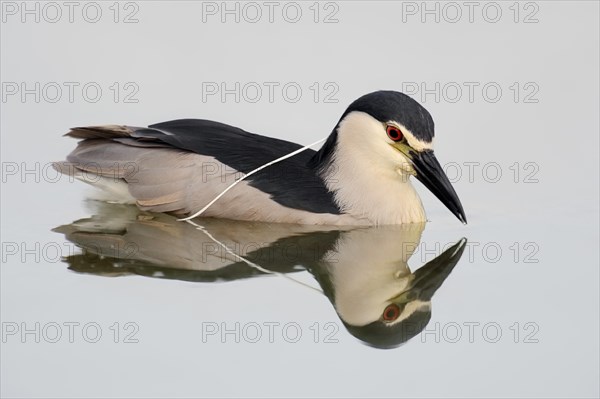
1 1 599 398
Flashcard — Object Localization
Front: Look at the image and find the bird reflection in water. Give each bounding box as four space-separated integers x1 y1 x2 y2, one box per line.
54 202 467 349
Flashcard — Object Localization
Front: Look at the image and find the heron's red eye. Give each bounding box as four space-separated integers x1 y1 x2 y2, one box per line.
382 304 400 321
386 126 403 142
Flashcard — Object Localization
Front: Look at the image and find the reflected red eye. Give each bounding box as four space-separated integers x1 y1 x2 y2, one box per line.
382 304 400 321
386 126 403 142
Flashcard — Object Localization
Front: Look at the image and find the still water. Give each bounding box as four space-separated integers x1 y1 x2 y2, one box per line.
2 183 598 397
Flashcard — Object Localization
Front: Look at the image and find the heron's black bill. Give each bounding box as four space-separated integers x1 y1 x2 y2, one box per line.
410 238 467 300
411 150 467 224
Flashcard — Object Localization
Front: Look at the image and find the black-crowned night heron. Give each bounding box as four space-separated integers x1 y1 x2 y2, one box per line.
55 203 467 349
54 91 466 225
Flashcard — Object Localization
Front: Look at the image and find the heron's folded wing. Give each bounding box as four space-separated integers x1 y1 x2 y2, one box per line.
59 119 341 215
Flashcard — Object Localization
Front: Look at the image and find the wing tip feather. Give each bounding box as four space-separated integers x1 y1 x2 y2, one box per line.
64 125 134 139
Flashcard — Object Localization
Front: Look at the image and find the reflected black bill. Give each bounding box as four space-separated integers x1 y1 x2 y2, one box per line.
411 150 467 224
410 238 467 300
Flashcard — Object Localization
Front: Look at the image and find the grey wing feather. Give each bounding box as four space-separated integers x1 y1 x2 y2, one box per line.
55 138 230 214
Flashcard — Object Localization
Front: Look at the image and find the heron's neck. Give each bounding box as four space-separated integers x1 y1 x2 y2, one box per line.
314 117 426 225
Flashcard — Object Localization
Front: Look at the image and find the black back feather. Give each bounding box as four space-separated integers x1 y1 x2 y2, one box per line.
132 119 342 214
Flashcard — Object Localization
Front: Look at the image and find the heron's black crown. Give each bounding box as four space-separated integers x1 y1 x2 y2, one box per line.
344 91 434 142
309 90 434 169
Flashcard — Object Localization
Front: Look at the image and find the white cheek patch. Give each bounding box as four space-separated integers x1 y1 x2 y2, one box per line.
388 121 434 151
327 111 427 224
